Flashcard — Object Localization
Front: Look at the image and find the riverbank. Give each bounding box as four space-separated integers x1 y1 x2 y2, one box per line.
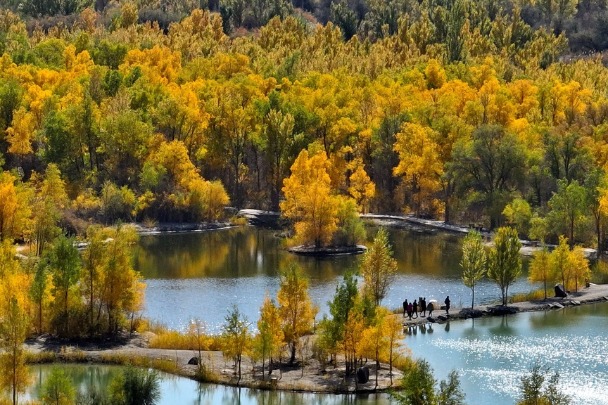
401 283 608 328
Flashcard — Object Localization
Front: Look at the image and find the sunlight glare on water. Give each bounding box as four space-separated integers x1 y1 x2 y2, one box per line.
406 304 608 405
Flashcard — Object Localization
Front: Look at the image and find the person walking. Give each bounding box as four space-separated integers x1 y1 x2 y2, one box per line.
427 301 434 317
403 299 408 318
407 302 413 320
413 299 418 318
445 295 451 316
420 297 426 317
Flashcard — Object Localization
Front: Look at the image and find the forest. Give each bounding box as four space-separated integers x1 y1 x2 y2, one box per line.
2 3 608 249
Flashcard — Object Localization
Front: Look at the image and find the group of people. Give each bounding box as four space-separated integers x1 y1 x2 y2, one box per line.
402 295 451 320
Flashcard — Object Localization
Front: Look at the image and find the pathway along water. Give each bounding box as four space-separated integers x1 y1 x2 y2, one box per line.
134 225 537 331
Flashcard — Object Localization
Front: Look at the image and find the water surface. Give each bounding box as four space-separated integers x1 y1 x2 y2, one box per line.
134 226 532 331
405 303 608 405
25 364 391 405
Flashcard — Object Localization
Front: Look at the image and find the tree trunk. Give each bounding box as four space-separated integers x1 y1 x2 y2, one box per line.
289 343 296 365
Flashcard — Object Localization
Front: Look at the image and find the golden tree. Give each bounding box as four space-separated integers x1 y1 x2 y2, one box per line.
277 265 317 365
0 297 30 405
281 150 340 248
255 294 284 377
529 248 551 299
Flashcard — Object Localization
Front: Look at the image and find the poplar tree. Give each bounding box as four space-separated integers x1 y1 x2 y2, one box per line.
0 297 30 405
461 231 486 308
277 265 317 365
361 228 398 306
488 227 522 306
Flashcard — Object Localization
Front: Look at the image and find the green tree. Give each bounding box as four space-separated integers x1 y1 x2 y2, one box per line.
548 179 587 247
41 368 76 405
109 367 160 405
461 231 486 308
47 235 81 337
487 227 522 306
360 228 398 306
29 261 49 334
451 125 527 228
393 360 465 405
31 164 67 256
0 297 30 405
221 305 251 383
517 363 571 405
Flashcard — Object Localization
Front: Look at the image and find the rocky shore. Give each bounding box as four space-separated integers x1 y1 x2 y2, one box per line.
400 283 608 328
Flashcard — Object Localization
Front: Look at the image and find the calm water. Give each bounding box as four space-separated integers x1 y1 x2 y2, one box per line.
24 364 390 404
134 226 533 331
405 303 608 405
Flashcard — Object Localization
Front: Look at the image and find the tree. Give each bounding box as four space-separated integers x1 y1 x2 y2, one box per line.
503 198 532 237
255 295 283 377
30 260 50 333
487 227 522 306
461 231 486 308
31 164 67 256
41 368 76 405
47 235 81 337
517 364 571 405
221 305 251 383
109 367 160 405
0 171 31 242
392 360 465 405
569 246 590 292
281 150 340 248
548 179 587 247
360 228 398 306
383 309 405 386
529 248 551 299
277 265 317 365
0 297 30 405
99 226 144 335
451 125 527 228
550 236 571 290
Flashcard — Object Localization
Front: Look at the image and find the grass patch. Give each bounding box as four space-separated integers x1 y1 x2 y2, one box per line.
511 288 548 303
148 330 221 351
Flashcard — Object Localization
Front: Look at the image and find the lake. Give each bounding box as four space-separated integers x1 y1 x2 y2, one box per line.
134 225 533 331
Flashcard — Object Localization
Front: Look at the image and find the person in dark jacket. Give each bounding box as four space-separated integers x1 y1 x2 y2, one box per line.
413 299 418 318
445 296 451 315
403 299 408 318
420 297 426 317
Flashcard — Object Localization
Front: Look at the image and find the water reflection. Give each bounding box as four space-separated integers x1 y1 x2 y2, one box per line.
24 365 391 405
135 226 536 330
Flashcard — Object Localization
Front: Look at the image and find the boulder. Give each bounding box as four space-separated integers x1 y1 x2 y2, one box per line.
487 306 518 316
554 284 567 298
460 308 483 319
187 357 199 365
437 315 448 322
357 366 370 384
427 316 436 323
550 303 564 309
